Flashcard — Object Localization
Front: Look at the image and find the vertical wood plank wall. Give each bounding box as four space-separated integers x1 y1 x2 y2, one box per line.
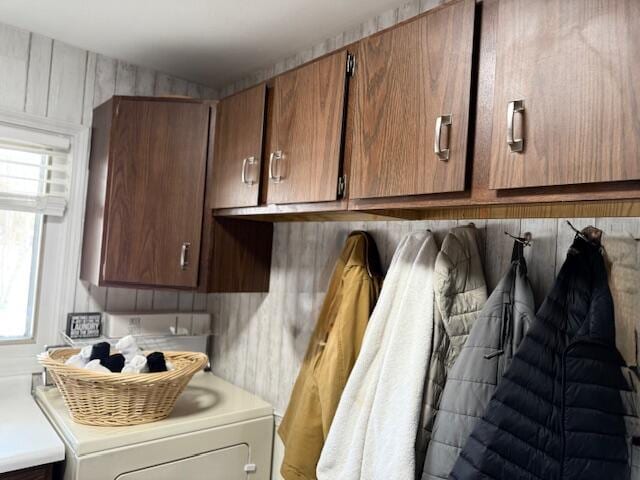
0 21 216 318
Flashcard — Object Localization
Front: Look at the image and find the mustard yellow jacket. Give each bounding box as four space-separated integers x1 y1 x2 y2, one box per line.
278 231 383 480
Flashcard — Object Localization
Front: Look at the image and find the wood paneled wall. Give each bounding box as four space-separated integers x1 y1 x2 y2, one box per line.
217 0 447 98
0 21 216 317
207 217 640 416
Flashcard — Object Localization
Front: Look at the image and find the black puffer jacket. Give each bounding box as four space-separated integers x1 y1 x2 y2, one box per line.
451 235 634 480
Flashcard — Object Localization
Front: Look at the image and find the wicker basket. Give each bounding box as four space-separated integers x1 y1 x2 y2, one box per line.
38 348 208 426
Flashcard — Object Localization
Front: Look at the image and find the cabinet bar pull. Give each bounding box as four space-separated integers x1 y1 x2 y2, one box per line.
269 150 283 183
180 242 191 270
241 156 257 186
507 100 525 152
434 114 452 161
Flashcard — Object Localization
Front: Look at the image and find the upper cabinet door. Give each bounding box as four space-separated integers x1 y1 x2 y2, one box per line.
265 51 348 204
104 99 209 288
349 0 476 199
210 84 266 208
489 0 640 189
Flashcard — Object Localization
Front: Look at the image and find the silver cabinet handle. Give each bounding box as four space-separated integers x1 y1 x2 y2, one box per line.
180 242 191 270
241 156 257 186
507 100 525 152
434 114 452 161
269 150 283 183
241 157 248 185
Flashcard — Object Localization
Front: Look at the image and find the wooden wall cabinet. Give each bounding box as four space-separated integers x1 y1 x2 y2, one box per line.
264 50 349 205
210 0 640 222
210 84 266 209
82 96 273 293
489 0 640 190
349 0 476 199
81 96 209 290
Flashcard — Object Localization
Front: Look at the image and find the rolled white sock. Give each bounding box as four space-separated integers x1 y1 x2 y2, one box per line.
116 335 137 352
116 335 142 362
65 353 87 368
80 345 93 360
84 359 111 373
122 354 148 374
166 361 175 371
122 364 147 374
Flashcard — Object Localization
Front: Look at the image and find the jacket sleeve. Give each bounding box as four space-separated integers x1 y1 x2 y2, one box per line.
624 368 640 479
316 268 381 437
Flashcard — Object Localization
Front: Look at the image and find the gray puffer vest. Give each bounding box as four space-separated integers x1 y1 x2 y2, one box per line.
421 240 535 480
415 225 487 475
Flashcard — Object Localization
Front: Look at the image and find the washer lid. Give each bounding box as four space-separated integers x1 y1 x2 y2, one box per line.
35 372 273 456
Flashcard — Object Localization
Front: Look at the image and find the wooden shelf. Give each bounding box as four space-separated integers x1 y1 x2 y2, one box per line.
212 198 640 223
372 200 640 221
213 200 394 222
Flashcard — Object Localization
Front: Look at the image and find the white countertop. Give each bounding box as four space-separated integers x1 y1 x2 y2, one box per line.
0 375 65 474
36 372 273 456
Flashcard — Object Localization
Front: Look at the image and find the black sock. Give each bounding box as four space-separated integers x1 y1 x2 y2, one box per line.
146 352 167 372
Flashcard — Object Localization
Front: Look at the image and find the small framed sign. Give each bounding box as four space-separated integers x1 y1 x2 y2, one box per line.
66 312 102 339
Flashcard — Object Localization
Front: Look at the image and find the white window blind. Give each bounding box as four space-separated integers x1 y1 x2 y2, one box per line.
0 123 72 217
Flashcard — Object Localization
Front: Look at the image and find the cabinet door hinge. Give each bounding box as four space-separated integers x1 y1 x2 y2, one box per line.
337 175 347 197
346 53 356 77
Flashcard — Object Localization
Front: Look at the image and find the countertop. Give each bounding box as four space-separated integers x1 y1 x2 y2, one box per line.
36 371 273 456
0 375 64 474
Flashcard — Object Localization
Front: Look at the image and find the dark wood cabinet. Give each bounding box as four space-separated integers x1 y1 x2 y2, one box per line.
82 96 273 292
348 0 476 199
210 84 266 209
489 0 640 190
264 50 348 205
208 0 640 221
81 96 209 289
0 464 52 480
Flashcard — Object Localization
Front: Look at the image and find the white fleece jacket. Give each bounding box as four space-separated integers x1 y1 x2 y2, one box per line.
317 230 439 480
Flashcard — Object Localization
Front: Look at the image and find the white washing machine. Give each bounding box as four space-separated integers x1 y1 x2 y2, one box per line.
35 372 274 480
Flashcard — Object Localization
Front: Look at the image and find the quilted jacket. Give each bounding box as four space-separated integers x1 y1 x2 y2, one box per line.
421 240 535 479
451 234 635 480
416 225 487 475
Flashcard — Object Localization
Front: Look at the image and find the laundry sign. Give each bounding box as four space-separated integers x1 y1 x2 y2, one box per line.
66 312 102 339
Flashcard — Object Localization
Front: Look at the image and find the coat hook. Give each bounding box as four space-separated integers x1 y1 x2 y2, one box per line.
566 220 582 236
504 231 532 247
566 221 602 246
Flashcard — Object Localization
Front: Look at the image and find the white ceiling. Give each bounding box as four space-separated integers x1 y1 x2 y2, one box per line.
0 0 406 89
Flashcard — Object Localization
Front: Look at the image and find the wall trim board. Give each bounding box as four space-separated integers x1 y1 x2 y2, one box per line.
382 200 640 221
212 199 640 223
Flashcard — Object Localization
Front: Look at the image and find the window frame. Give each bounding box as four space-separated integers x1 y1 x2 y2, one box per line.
0 108 90 375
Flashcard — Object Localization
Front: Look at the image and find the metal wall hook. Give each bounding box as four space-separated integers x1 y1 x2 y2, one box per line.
504 231 532 247
566 220 582 237
566 221 602 246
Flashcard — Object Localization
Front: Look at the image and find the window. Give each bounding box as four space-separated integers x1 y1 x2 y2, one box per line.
0 122 72 342
0 209 42 339
0 110 88 375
